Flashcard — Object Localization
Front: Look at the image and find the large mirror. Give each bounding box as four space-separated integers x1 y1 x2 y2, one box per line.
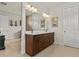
25 10 40 31
25 9 47 32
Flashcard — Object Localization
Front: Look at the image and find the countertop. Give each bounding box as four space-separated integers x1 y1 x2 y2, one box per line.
0 33 4 36
25 31 54 35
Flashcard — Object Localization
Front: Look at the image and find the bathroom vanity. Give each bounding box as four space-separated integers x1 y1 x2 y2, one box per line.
25 9 55 56
25 32 54 56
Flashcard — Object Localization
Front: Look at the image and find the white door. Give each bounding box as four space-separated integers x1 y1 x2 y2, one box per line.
63 6 79 48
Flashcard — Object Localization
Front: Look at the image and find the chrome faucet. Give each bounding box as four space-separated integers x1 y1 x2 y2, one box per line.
31 29 33 33
46 29 48 32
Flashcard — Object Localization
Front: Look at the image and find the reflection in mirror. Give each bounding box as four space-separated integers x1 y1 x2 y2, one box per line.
19 20 22 26
26 15 32 31
9 20 13 26
52 16 58 27
40 19 45 28
25 8 48 32
15 20 17 26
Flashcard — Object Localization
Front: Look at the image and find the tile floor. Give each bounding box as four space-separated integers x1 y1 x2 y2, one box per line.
0 39 79 57
0 39 21 57
24 44 79 57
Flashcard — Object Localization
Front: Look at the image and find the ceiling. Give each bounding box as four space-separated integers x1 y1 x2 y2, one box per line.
27 2 79 15
0 2 21 16
0 2 79 16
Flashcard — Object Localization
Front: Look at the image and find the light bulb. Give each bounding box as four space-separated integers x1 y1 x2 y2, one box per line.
26 4 38 13
26 4 32 11
26 5 31 8
33 8 38 12
31 6 34 10
42 13 49 17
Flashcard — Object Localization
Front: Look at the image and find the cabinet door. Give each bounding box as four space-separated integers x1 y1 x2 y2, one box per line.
33 36 39 55
50 33 54 44
39 34 45 51
25 35 34 56
43 34 50 47
39 34 50 51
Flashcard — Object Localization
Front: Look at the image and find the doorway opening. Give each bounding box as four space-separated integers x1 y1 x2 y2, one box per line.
0 2 22 56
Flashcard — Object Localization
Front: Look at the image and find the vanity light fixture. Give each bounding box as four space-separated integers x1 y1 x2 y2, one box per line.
32 8 38 13
26 4 31 9
31 6 34 10
26 4 38 13
26 4 50 17
26 4 32 11
42 13 50 18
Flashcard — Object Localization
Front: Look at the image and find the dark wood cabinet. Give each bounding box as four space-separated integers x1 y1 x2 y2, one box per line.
33 36 39 55
49 33 54 44
25 32 54 56
0 35 5 50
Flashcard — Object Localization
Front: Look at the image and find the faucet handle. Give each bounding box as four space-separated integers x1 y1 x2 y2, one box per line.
46 29 48 32
31 29 33 33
